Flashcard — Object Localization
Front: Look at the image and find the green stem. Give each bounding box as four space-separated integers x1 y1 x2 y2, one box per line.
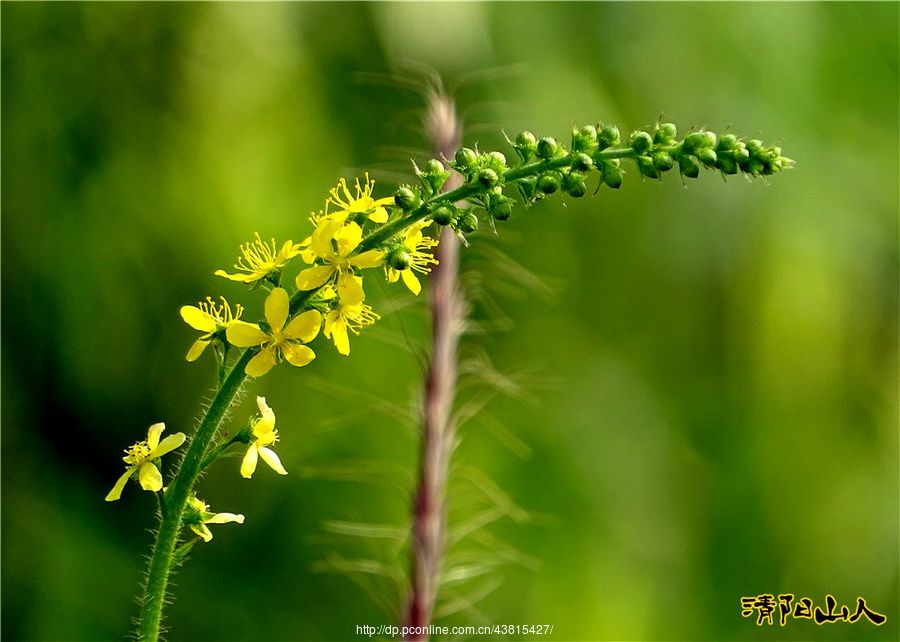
138 349 254 641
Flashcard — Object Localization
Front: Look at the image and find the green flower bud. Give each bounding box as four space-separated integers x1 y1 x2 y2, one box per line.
454 147 477 168
598 124 620 149
537 136 559 160
394 186 421 211
697 148 718 167
537 171 561 194
572 152 594 172
572 125 599 153
654 122 677 144
716 155 738 175
488 151 507 168
478 168 500 188
716 134 738 152
601 161 623 189
630 131 653 154
637 155 660 179
491 198 513 221
652 151 675 172
562 171 587 197
517 176 538 201
431 205 455 226
516 130 538 155
387 247 412 270
678 155 700 179
682 131 716 155
733 142 750 163
458 211 479 234
419 159 449 194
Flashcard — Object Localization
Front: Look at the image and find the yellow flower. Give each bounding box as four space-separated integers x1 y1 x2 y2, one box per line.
295 218 384 305
179 296 244 362
184 495 245 542
105 423 186 501
241 396 287 478
215 233 301 284
386 222 439 295
226 287 321 377
323 280 381 356
327 173 394 224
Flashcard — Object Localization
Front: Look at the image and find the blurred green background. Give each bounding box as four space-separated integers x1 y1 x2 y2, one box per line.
2 3 898 641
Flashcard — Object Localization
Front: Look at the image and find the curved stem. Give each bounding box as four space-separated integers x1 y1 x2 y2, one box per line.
138 349 253 641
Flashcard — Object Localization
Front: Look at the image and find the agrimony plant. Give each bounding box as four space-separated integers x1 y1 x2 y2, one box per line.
105 118 791 640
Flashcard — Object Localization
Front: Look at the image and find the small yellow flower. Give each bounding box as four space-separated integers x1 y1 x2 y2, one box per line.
179 296 244 362
323 279 380 356
184 495 245 542
215 232 301 284
241 396 287 478
105 423 186 501
327 173 394 224
386 222 439 295
295 218 384 305
226 287 321 377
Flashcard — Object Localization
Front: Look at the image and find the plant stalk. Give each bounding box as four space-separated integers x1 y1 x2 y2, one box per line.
404 91 464 641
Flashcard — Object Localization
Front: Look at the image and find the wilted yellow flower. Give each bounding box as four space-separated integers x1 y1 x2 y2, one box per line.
296 218 384 305
241 396 287 478
226 287 321 377
106 423 186 501
215 233 301 284
184 495 245 542
386 222 439 295
323 279 380 356
179 296 244 362
327 173 394 224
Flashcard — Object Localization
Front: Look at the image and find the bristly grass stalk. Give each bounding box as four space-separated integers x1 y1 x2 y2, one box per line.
110 111 790 640
404 90 464 641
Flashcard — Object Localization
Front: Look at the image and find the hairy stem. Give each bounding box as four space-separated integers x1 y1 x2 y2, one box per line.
138 349 253 641
404 91 464 641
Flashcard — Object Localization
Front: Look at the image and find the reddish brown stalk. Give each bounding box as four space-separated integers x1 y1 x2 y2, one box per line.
403 91 464 641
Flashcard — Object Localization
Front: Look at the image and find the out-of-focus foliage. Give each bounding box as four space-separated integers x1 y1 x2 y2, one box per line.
2 3 897 641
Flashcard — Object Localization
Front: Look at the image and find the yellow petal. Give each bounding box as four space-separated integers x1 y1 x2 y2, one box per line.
350 250 385 269
310 216 344 257
214 270 255 283
138 462 163 492
240 444 259 478
259 447 288 475
283 309 322 343
401 269 422 295
180 306 216 332
337 273 365 306
105 468 134 502
330 317 351 356
226 321 268 347
146 422 165 450
253 396 276 435
186 338 210 362
282 343 315 368
296 265 335 291
245 349 277 377
335 222 363 256
265 287 289 332
367 207 388 224
205 512 245 525
152 432 186 458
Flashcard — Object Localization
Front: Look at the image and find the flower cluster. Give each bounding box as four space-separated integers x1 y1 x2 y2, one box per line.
105 397 287 544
